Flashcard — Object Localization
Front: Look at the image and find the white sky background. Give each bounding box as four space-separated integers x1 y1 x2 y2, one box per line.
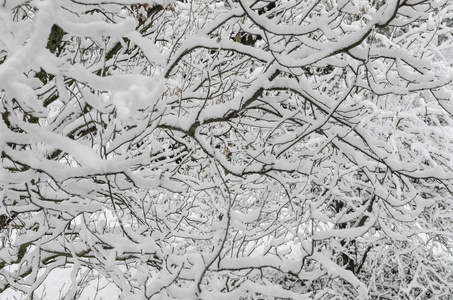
2 268 119 300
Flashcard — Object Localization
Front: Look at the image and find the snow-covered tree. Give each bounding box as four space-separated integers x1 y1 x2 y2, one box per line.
1 0 453 299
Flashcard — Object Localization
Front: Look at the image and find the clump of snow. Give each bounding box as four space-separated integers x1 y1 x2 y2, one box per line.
113 77 165 124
